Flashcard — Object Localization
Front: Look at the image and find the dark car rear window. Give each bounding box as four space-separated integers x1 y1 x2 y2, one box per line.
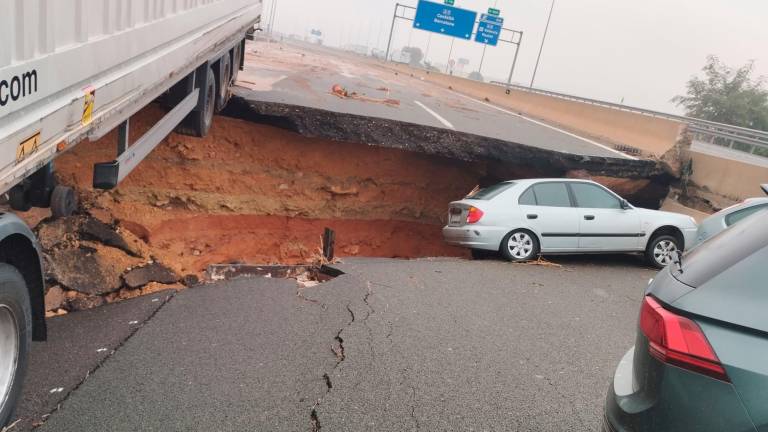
675 211 768 288
466 182 515 200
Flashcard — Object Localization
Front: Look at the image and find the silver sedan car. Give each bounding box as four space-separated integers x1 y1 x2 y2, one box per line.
442 178 698 268
690 184 768 248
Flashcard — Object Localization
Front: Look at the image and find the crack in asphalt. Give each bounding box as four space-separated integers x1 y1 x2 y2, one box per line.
31 291 177 429
362 282 376 360
397 367 422 430
310 279 385 431
310 300 355 430
409 385 421 431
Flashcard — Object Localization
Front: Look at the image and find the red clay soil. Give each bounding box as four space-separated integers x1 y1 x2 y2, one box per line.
53 105 478 274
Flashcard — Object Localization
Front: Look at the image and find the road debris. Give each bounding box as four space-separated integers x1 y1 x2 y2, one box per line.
329 84 400 106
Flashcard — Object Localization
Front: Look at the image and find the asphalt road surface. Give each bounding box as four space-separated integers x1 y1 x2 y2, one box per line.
13 256 657 431
236 40 630 160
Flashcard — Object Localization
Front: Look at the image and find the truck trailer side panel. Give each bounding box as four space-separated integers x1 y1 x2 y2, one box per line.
0 0 262 194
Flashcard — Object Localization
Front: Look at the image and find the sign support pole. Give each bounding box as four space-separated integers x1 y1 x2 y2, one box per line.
446 38 455 74
384 3 399 61
507 32 522 85
479 44 487 73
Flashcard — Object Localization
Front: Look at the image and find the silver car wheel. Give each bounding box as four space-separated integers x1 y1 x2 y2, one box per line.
0 304 19 413
507 232 534 259
653 239 677 266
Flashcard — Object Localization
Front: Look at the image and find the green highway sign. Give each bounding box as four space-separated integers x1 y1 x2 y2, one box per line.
488 7 500 15
444 0 454 5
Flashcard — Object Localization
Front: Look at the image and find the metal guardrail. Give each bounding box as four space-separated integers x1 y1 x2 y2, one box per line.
490 81 768 158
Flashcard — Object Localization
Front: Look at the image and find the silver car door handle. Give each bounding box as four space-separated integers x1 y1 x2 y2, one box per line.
527 214 538 220
584 215 595 220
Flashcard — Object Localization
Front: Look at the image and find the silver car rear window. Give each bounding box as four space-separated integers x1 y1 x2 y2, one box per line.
466 182 515 200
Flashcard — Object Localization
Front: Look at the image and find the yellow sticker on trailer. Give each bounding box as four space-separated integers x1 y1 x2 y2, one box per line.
82 86 95 125
16 132 41 164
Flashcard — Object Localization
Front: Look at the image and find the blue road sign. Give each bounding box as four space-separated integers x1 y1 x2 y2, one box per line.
475 13 503 46
413 0 477 40
480 13 503 25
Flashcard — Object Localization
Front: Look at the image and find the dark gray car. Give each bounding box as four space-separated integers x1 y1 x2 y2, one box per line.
602 210 768 431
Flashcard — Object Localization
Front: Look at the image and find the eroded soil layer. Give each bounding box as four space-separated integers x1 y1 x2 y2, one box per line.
54 105 480 276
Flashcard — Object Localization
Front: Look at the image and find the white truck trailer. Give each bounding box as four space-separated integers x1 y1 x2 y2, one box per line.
0 0 262 425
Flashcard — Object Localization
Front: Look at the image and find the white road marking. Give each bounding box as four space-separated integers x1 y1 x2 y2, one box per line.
450 91 637 160
415 100 455 130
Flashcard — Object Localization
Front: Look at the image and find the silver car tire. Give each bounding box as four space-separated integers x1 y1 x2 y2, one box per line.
0 264 31 428
500 230 539 262
645 234 680 269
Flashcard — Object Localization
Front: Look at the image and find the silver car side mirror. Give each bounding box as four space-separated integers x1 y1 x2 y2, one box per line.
620 199 631 210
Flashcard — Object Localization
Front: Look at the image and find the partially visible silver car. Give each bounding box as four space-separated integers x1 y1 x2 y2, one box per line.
690 184 768 248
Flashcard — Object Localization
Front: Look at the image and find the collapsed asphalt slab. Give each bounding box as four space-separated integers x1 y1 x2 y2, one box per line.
226 96 663 178
224 96 674 208
29 257 655 431
11 291 174 431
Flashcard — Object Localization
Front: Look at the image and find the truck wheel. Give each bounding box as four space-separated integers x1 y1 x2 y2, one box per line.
0 264 31 428
50 185 78 219
215 54 232 113
8 186 31 212
176 67 216 138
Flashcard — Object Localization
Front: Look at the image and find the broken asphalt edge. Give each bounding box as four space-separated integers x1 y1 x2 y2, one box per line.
224 92 669 180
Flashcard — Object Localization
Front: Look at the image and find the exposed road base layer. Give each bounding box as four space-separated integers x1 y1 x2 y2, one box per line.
225 95 673 207
225 95 662 176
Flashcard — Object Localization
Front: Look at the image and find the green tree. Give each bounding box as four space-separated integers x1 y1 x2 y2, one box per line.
673 55 768 131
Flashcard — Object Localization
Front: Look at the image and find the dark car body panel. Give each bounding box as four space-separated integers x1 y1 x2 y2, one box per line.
605 213 768 431
697 321 768 432
672 213 768 289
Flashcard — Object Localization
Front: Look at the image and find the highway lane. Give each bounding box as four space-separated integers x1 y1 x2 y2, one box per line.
237 40 632 160
30 256 654 431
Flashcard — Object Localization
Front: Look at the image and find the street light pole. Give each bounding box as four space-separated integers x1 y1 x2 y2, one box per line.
530 0 555 88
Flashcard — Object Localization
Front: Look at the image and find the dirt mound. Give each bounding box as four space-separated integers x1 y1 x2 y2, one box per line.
31 214 184 315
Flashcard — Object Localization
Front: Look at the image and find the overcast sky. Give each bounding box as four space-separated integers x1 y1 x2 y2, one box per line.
266 0 768 113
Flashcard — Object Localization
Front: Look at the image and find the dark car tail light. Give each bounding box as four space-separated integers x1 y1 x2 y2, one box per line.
466 207 484 224
639 296 729 382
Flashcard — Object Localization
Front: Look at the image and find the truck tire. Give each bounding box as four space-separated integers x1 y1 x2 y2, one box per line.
50 185 78 219
215 54 232 113
0 264 31 428
176 67 216 138
8 186 31 212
